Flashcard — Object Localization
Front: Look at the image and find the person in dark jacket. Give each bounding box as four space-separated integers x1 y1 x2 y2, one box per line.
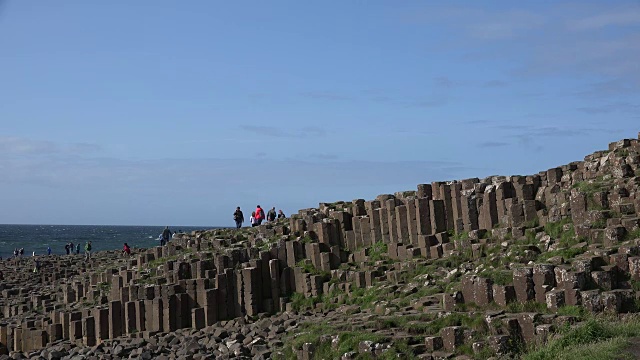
267 207 277 222
161 226 172 246
233 207 244 228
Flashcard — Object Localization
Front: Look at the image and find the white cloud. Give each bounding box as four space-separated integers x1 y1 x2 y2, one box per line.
567 8 640 31
0 137 102 157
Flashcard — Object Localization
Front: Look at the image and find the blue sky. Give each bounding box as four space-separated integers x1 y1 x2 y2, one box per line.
0 1 638 226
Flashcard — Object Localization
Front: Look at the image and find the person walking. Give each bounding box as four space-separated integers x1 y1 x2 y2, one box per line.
161 226 171 246
233 207 244 228
85 241 92 260
277 209 286 219
267 207 277 222
254 205 265 225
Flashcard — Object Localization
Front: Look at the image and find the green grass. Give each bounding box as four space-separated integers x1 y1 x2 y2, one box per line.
572 177 612 211
506 301 548 313
524 217 540 228
538 219 587 262
538 247 587 262
572 178 609 196
347 286 387 309
368 242 388 262
625 228 640 241
479 269 513 286
525 228 538 245
273 321 417 360
97 282 111 292
590 218 607 229
296 260 330 278
544 218 573 240
616 148 630 157
556 305 589 320
451 231 470 241
300 235 314 244
522 316 640 360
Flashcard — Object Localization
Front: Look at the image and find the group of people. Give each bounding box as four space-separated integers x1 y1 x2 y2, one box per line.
61 242 93 260
64 242 80 255
12 248 24 257
233 205 286 228
156 226 174 246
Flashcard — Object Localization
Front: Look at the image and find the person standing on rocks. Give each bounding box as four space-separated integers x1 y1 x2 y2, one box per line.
84 241 92 260
233 207 244 228
255 205 265 225
123 243 131 256
267 207 277 222
75 243 80 255
277 209 286 220
250 211 259 227
47 247 51 255
161 226 172 246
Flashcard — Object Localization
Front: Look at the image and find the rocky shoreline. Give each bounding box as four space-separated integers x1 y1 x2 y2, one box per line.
2 132 640 359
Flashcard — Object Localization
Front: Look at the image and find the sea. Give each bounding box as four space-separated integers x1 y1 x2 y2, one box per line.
0 224 217 259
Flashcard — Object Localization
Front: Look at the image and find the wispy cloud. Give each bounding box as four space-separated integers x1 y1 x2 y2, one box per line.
466 10 546 40
567 7 640 31
240 126 328 139
398 3 640 92
0 137 102 156
434 76 454 88
408 98 448 108
240 126 290 138
482 80 508 88
309 153 339 160
576 78 640 98
478 141 509 148
577 102 640 114
300 91 353 101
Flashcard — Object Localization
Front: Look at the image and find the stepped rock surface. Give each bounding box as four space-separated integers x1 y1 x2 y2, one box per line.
2 132 640 359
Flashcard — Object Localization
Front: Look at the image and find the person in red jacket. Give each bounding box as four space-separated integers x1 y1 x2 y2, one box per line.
123 243 131 256
255 205 265 225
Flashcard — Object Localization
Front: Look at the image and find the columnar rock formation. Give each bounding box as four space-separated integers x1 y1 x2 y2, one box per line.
1 132 640 358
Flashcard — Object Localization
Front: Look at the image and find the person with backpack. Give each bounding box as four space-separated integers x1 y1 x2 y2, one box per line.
84 241 92 260
267 207 277 222
254 205 265 225
233 207 244 228
250 211 259 227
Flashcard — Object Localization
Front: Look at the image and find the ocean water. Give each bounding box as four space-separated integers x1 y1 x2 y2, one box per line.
0 224 214 259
